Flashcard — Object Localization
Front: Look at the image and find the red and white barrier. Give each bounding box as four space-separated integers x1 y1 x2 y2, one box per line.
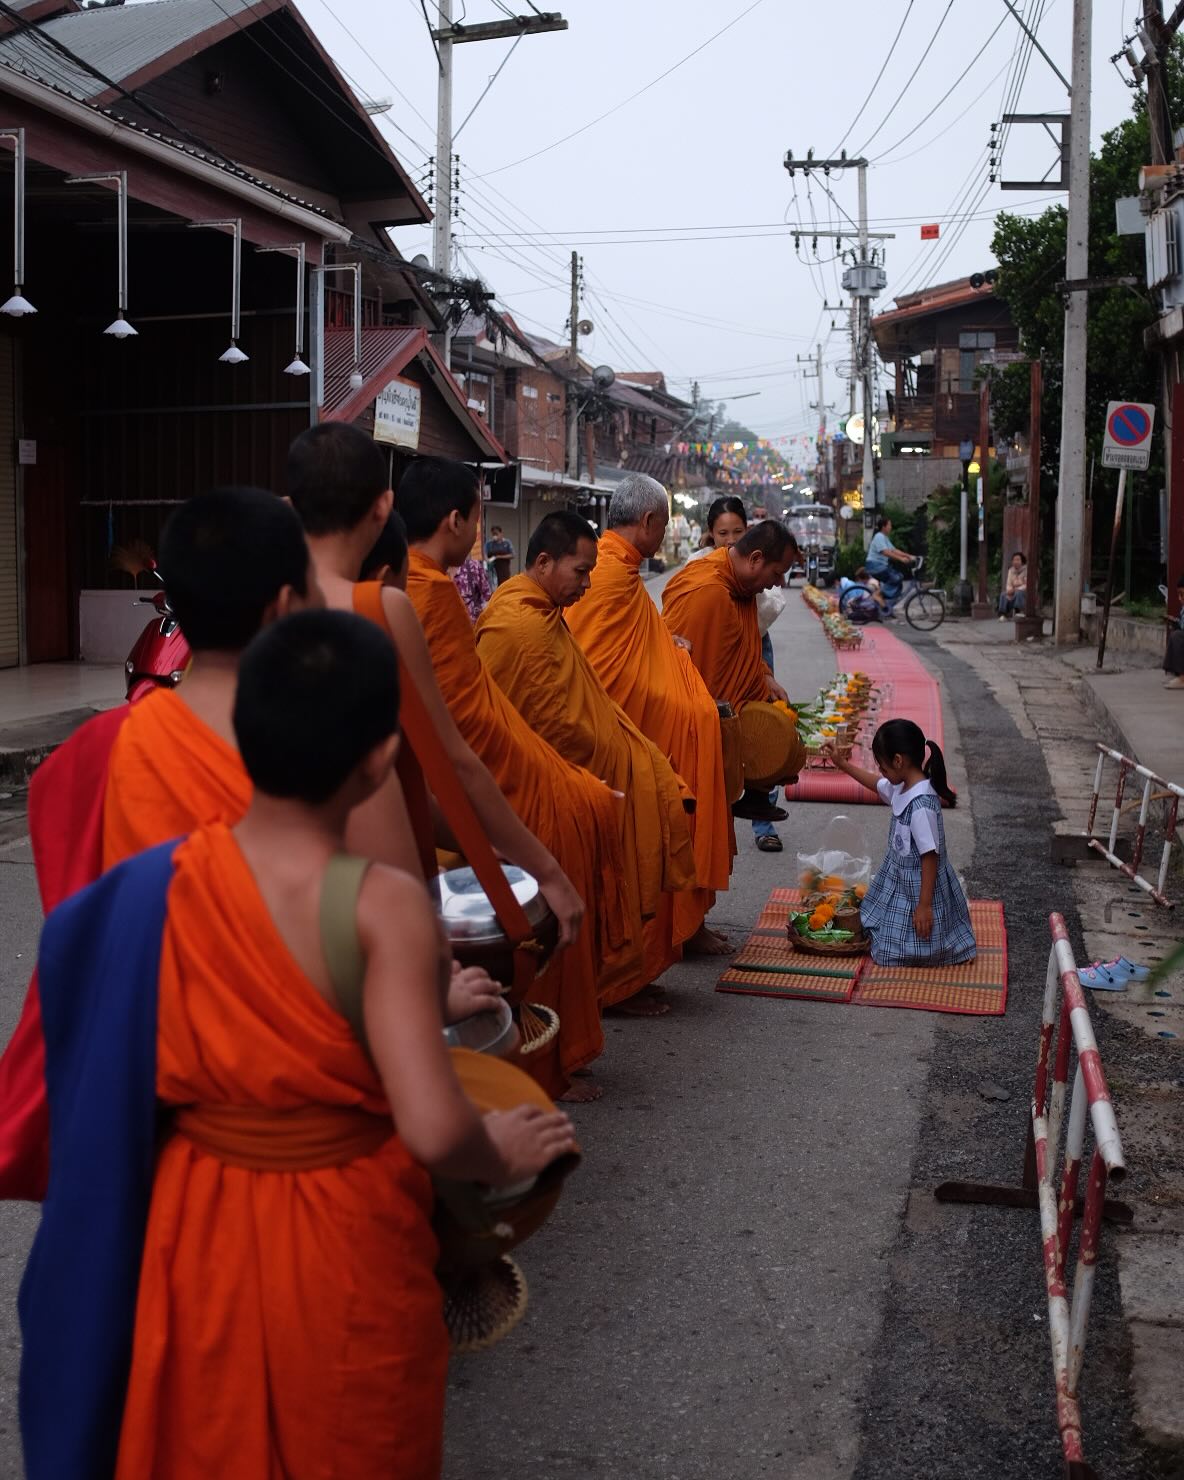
1036 916 1126 1474
935 914 1129 1478
1084 743 1182 907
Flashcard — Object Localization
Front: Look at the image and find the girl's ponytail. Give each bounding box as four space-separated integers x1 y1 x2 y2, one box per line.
923 740 958 807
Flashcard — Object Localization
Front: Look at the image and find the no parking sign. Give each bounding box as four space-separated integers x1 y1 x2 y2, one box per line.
1102 400 1155 470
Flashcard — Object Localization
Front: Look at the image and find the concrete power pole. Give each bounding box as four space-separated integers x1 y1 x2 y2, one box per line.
567 250 580 478
429 5 567 367
1052 0 1092 643
783 152 892 524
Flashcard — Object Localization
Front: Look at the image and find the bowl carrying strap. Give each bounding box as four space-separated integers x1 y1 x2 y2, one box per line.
319 853 372 1058
353 581 541 1002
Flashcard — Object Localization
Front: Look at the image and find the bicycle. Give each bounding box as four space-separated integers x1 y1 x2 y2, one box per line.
838 557 947 633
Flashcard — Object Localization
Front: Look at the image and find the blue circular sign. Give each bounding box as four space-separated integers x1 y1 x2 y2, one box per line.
1108 404 1152 446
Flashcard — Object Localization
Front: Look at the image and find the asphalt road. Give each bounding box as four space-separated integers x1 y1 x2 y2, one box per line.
0 593 1160 1478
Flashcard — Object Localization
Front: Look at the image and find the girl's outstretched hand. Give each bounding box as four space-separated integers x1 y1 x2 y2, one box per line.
913 903 933 939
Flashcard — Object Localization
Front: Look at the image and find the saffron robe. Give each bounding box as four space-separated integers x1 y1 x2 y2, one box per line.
566 531 733 949
476 574 696 1003
661 546 770 708
115 826 446 1479
102 688 251 870
0 705 129 1201
406 550 637 1069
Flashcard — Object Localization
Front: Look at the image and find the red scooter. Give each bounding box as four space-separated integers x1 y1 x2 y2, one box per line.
124 564 190 703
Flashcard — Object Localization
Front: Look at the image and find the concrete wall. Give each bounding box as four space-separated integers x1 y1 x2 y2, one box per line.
880 457 961 513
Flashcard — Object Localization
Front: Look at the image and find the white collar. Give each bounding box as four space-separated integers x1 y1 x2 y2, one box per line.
891 778 935 814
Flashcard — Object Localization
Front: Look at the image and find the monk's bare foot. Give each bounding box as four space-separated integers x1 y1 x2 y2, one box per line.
558 1072 604 1104
607 988 671 1018
685 924 733 957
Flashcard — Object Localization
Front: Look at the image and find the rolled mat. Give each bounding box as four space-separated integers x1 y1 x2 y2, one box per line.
785 626 944 806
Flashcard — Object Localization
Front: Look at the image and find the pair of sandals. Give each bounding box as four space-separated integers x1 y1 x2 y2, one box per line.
1076 957 1150 991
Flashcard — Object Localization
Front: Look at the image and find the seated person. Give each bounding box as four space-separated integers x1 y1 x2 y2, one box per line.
864 516 915 608
999 552 1027 619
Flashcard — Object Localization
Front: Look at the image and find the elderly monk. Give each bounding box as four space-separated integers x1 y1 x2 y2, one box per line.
477 511 697 1018
566 473 734 960
401 456 642 1101
661 519 799 823
286 426 593 1094
21 610 575 1480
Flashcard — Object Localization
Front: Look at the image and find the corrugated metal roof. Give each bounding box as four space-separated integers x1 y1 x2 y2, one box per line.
0 0 264 100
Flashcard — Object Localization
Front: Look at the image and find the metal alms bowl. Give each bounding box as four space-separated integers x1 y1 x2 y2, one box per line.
429 864 559 996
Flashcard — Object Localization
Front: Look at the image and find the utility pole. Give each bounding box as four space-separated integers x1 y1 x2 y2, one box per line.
1052 0 1092 643
783 152 891 531
1143 1 1174 166
567 250 580 479
430 5 567 367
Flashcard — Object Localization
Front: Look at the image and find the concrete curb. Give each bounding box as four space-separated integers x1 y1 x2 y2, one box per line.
0 706 110 786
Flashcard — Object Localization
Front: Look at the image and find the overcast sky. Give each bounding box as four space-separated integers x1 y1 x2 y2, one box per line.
311 0 1135 456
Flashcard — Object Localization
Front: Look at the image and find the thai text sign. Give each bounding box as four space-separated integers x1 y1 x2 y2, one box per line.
374 377 421 449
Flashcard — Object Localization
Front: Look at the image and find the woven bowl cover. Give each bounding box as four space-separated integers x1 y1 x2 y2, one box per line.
739 702 808 789
444 1255 529 1354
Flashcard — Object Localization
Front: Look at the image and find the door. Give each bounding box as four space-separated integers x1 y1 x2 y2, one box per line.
23 444 75 662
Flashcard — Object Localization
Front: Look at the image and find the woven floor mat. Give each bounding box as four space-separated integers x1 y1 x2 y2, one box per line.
717 894 1007 1016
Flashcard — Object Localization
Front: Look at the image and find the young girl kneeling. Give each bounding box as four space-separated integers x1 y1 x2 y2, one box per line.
825 719 976 967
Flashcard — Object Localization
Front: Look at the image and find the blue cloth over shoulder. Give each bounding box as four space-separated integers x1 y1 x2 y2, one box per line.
19 841 177 1480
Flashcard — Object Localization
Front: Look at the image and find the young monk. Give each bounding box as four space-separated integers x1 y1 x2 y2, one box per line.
661 519 799 822
400 457 642 1100
285 425 585 970
21 609 576 1480
0 490 499 1200
565 473 734 961
476 510 697 1018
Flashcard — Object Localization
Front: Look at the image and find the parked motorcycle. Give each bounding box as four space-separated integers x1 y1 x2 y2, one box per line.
124 565 190 703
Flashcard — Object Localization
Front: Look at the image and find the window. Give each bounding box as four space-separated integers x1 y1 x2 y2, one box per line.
522 384 539 400
957 331 995 393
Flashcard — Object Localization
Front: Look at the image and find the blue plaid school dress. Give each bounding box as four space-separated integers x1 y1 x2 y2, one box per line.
860 778 976 967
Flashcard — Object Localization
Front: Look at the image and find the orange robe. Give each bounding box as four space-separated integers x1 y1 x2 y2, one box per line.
115 825 446 1479
103 689 250 869
566 530 734 951
661 546 769 707
406 550 636 1071
476 574 696 1002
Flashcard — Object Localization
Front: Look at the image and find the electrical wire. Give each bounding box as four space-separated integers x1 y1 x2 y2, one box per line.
418 0 443 72
304 0 435 139
474 0 767 177
454 34 524 139
829 1 914 156
853 0 956 156
871 13 1009 162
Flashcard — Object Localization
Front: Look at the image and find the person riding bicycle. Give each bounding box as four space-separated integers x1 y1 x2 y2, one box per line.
865 516 916 615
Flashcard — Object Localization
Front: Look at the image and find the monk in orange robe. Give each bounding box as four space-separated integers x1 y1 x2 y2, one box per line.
109 611 576 1479
566 474 734 961
661 520 799 822
396 458 647 1097
661 519 798 709
103 486 498 1028
476 510 697 1016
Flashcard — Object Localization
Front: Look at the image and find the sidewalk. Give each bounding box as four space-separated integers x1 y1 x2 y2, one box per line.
933 616 1184 1465
0 662 124 784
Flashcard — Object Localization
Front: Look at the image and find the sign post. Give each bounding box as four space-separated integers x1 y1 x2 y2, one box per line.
1098 401 1155 669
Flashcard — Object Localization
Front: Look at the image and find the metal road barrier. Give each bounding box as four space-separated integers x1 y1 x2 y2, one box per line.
935 915 1130 1480
1084 744 1183 907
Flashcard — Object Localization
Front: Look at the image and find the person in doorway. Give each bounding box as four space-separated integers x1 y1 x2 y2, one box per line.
484 526 514 586
998 551 1027 620
864 516 915 614
1164 573 1184 689
822 718 975 968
